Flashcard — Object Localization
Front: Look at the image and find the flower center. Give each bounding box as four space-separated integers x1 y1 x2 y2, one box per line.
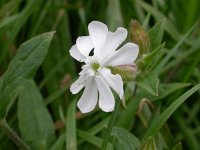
91 62 100 72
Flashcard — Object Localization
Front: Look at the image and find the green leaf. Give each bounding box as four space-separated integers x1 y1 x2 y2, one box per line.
136 71 159 96
111 127 140 150
107 0 123 30
140 137 158 150
18 80 55 150
50 134 65 150
117 96 141 129
142 13 151 30
149 19 165 51
0 31 55 119
155 83 190 100
172 143 182 150
0 14 19 29
10 0 40 41
138 43 165 71
66 100 77 150
155 21 198 74
137 0 181 42
138 83 190 101
144 83 200 138
77 129 113 150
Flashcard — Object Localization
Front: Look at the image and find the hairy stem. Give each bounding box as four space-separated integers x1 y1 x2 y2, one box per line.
0 119 30 150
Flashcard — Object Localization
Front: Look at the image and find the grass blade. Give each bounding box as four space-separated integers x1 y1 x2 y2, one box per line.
66 100 77 150
144 83 200 138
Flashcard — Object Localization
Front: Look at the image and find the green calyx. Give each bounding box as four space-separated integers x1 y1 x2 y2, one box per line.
109 64 138 82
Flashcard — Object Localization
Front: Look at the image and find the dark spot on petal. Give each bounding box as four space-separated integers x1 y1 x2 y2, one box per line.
89 49 94 56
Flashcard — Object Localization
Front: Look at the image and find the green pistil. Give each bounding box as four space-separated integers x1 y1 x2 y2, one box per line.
91 63 100 72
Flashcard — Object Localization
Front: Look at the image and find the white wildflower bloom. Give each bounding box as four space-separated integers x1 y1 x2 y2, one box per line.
69 21 139 113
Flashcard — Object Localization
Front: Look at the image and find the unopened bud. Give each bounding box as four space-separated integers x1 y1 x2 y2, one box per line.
130 19 150 56
109 64 138 81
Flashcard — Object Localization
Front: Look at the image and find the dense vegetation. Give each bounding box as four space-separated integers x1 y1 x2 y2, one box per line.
0 0 199 149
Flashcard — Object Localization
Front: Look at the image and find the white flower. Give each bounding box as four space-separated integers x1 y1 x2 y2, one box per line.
69 21 139 113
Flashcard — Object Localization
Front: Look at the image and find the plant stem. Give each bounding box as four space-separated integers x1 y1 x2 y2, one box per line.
0 119 30 150
100 99 120 150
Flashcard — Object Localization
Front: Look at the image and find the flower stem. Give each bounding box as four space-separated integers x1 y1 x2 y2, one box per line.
0 119 30 150
100 99 120 150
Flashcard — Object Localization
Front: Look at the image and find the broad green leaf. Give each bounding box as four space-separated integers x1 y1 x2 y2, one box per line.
66 100 77 150
0 31 55 119
18 80 55 150
136 72 159 96
111 127 140 150
144 83 200 138
149 19 165 51
77 129 113 150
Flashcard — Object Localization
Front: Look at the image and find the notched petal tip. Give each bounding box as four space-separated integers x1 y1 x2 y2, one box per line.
116 27 127 36
76 36 93 57
88 20 108 53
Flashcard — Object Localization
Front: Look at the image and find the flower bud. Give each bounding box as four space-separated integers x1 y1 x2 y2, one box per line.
129 19 150 56
109 64 138 81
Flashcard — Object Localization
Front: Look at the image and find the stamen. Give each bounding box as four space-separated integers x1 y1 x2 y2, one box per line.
91 63 100 71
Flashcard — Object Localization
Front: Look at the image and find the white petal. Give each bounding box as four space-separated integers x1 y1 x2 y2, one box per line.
100 27 127 60
76 36 94 57
69 45 86 62
79 64 90 76
100 68 124 99
88 21 108 55
95 75 115 112
70 75 88 94
103 43 139 66
79 64 95 76
77 77 98 113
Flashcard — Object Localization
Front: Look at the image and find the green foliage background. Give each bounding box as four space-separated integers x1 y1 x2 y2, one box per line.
0 0 200 150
